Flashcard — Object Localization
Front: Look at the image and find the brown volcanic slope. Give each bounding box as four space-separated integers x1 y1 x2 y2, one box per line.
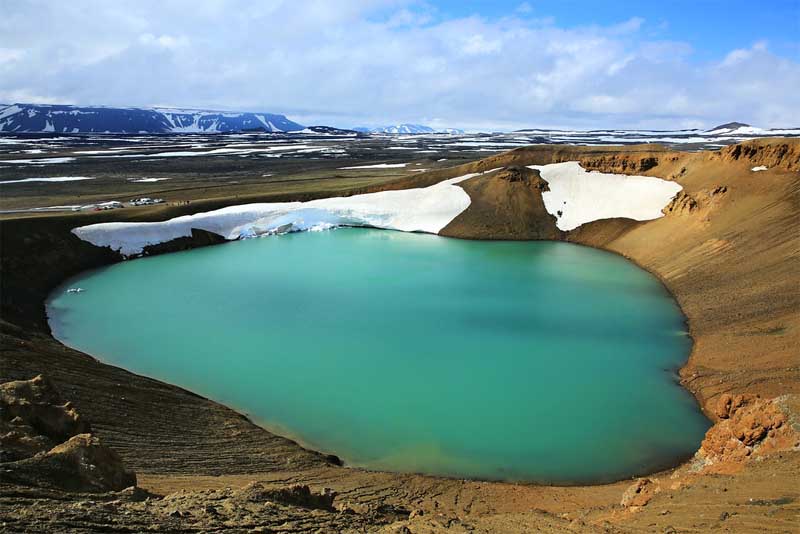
1 138 799 532
440 165 562 240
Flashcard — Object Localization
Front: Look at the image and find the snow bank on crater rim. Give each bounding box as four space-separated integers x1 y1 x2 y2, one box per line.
72 162 681 256
72 173 480 256
530 162 682 231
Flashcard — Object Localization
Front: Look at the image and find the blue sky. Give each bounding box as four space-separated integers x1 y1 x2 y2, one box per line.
1 0 798 130
429 0 799 59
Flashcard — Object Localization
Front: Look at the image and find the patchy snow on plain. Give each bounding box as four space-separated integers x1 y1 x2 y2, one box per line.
707 126 764 136
0 176 94 184
530 162 682 231
90 145 319 159
128 177 171 182
0 157 76 165
0 205 83 214
74 148 137 155
751 165 768 172
339 163 408 169
73 172 481 256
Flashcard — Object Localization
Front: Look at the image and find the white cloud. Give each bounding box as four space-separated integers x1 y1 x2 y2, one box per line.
0 48 24 64
0 1 797 129
461 34 502 55
721 40 769 67
608 16 645 35
516 3 533 15
138 34 189 49
386 7 433 27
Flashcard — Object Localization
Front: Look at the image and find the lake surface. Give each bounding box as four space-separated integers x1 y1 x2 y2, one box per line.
47 228 709 484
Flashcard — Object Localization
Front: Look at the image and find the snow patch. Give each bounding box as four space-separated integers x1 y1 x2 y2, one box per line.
72 172 482 256
530 162 682 231
707 126 764 136
0 157 76 165
339 163 408 169
91 145 318 158
751 165 768 172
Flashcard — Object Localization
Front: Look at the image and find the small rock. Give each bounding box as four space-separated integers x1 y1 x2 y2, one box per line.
236 483 336 510
325 454 343 466
115 486 152 502
621 478 655 507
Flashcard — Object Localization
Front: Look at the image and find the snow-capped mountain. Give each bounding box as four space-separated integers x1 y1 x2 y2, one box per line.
377 124 435 134
0 104 304 133
354 124 465 135
436 128 466 135
706 122 760 135
705 122 800 136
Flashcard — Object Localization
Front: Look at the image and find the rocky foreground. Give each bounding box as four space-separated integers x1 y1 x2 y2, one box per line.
1 375 797 532
1 139 799 532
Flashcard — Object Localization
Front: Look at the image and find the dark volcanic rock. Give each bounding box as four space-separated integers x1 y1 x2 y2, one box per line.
141 228 227 257
306 125 362 135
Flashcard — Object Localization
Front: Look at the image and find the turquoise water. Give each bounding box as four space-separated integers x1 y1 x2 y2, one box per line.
47 229 709 484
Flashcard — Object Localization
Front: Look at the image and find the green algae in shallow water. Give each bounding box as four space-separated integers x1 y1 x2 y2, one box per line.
47 228 710 484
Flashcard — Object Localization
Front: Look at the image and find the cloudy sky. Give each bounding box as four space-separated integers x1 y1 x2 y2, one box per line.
1 0 798 130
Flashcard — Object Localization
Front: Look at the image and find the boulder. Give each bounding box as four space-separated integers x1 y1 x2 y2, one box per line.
0 375 90 445
699 395 790 471
713 393 753 419
0 416 53 461
1 375 137 492
621 478 655 507
236 482 336 510
4 433 136 492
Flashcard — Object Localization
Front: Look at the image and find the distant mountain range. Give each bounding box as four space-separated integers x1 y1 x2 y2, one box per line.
300 126 362 135
515 122 798 137
0 104 304 133
1 105 795 138
354 124 464 135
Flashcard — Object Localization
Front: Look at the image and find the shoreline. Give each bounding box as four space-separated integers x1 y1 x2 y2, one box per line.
43 229 706 488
